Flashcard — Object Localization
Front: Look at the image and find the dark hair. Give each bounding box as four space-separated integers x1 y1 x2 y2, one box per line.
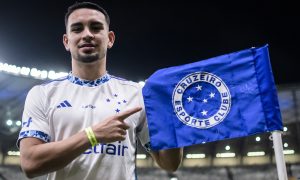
64 2 110 27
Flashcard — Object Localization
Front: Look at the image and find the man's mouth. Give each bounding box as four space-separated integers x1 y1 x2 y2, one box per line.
79 43 96 48
78 43 97 53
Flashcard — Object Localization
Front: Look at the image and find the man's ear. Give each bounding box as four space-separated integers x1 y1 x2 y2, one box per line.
107 31 115 49
63 34 70 51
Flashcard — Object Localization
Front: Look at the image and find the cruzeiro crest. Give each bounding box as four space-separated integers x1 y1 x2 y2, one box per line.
172 72 231 129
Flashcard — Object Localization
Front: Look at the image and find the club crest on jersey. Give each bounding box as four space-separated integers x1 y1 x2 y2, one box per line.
172 72 231 129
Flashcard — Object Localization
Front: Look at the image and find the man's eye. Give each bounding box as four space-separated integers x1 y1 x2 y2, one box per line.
71 27 82 32
91 26 102 32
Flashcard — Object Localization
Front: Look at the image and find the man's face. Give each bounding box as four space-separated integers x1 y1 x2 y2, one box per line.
63 8 114 63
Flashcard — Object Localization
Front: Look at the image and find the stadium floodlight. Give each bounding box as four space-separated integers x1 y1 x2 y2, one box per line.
30 68 41 78
6 119 13 126
16 120 22 126
216 153 235 158
0 62 3 71
136 154 147 159
48 70 57 79
7 151 20 156
20 67 30 76
7 64 20 74
0 62 68 80
247 151 265 157
1 63 8 72
56 72 68 78
283 150 294 155
48 71 68 79
186 153 205 159
256 136 261 142
41 70 48 79
0 63 20 74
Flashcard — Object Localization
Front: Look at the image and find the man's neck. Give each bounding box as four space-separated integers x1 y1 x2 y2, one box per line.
71 59 107 80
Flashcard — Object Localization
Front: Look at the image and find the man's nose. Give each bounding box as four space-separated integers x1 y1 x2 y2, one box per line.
82 28 94 41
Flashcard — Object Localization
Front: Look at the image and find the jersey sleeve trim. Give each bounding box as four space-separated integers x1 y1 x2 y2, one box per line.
17 130 51 148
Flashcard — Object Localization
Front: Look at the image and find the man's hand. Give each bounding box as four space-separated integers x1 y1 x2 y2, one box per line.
19 107 143 178
92 107 142 143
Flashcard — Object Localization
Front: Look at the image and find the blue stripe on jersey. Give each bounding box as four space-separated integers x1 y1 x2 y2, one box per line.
60 103 66 107
63 100 72 107
17 130 51 148
68 72 111 87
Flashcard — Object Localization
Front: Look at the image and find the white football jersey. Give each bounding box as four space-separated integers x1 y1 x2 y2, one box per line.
17 73 150 180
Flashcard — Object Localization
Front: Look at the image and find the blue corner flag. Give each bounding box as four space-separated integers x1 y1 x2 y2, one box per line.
142 45 283 151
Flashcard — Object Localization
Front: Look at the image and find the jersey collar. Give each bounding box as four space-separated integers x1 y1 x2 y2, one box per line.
67 72 111 87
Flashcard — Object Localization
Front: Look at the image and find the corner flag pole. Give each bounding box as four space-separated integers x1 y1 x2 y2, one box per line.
272 131 288 180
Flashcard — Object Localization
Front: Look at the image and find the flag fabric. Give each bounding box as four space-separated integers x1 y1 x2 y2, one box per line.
142 44 283 151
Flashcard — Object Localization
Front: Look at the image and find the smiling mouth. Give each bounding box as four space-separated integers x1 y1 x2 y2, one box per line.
79 44 96 48
78 44 97 53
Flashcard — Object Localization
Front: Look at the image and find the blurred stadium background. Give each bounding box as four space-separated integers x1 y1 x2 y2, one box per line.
1 0 300 179
0 63 299 180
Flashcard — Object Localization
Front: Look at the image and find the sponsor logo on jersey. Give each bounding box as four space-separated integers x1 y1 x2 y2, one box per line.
81 104 96 109
22 117 32 127
83 141 128 156
172 72 231 129
56 100 72 108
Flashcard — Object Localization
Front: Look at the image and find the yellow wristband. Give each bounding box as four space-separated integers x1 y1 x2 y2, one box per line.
85 127 98 147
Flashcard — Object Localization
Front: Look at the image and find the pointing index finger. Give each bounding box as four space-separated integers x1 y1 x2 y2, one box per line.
117 107 142 120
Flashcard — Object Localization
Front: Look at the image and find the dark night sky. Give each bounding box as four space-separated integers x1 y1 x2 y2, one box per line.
0 0 299 84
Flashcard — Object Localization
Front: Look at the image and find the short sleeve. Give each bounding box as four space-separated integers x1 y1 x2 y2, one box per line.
16 85 51 148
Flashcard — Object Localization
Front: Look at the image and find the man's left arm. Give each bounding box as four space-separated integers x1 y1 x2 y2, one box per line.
138 89 183 171
149 148 183 172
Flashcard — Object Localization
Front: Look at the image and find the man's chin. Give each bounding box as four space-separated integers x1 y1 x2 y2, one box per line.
77 54 100 63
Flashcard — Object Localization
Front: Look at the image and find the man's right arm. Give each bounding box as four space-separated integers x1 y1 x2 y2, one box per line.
20 131 90 178
20 107 142 178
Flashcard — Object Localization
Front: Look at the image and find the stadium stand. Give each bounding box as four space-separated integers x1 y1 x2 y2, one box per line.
0 164 299 180
1 66 300 180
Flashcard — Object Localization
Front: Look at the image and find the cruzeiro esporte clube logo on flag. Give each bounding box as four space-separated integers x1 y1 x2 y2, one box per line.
172 72 231 129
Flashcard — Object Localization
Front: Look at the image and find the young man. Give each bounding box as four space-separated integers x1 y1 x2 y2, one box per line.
17 2 182 180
